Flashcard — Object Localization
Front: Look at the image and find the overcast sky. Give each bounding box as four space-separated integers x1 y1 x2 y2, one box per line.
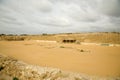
0 0 120 34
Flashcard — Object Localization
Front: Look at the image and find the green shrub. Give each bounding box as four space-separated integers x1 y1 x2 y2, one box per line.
60 46 65 48
101 43 109 46
42 33 47 36
13 77 19 80
76 41 81 44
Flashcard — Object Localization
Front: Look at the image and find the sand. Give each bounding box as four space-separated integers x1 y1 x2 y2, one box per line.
0 40 120 77
1 54 119 80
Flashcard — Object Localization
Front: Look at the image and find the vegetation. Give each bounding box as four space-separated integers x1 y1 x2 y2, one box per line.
76 41 81 44
42 33 48 36
101 43 109 46
20 34 28 36
60 46 65 48
13 77 19 80
0 34 6 36
0 66 4 71
0 32 120 44
80 49 84 52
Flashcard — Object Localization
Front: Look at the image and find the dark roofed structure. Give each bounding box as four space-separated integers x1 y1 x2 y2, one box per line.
62 38 76 43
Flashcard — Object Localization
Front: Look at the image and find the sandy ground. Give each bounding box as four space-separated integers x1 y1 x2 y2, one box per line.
0 40 120 77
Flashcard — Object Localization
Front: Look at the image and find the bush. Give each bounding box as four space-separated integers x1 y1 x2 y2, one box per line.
60 46 65 48
101 43 109 46
0 66 4 71
80 49 84 52
42 33 47 36
13 77 19 80
76 41 81 44
0 34 6 36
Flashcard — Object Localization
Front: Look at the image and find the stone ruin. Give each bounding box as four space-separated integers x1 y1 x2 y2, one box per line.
62 39 76 43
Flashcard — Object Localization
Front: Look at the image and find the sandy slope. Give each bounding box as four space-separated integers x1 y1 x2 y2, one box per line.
0 41 120 77
0 32 120 44
1 54 119 80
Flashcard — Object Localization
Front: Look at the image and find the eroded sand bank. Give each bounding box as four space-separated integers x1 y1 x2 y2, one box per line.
0 54 119 80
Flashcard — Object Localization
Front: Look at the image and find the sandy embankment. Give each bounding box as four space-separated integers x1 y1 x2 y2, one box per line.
0 40 120 78
0 54 119 80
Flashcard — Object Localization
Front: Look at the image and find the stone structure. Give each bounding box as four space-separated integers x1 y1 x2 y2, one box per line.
62 39 76 43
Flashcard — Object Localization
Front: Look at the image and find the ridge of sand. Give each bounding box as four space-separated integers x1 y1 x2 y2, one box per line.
0 32 120 44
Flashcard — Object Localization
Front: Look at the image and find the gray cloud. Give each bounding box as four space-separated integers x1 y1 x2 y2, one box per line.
97 0 120 17
0 0 120 34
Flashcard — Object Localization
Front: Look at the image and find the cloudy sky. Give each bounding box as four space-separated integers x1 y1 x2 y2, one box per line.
0 0 120 34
